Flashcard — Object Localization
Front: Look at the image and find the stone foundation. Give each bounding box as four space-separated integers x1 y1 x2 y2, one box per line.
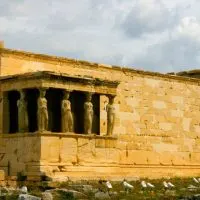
1 133 200 181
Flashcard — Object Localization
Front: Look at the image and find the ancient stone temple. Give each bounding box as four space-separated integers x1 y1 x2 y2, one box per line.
1 42 200 181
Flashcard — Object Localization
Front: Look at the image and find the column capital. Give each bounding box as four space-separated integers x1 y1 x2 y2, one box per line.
63 89 73 94
106 94 116 104
106 94 116 98
38 87 48 92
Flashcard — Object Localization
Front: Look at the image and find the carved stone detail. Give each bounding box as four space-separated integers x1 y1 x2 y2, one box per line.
106 95 116 136
61 90 73 132
17 90 28 132
84 93 93 134
37 88 48 132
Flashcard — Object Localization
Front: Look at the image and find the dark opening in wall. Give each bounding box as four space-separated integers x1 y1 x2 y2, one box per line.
92 94 100 135
46 88 62 132
71 92 100 135
8 90 20 133
71 91 85 134
26 89 38 132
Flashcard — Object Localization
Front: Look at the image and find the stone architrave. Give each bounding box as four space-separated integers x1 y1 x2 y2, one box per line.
17 90 28 132
84 93 93 134
61 90 73 132
106 95 116 136
37 88 48 132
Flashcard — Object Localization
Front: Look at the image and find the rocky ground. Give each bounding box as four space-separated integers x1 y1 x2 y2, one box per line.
1 177 200 199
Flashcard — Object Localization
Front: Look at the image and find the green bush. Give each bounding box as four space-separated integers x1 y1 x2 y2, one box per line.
54 190 75 200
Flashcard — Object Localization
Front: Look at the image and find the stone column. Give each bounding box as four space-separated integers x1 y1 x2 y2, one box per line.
37 88 48 132
106 95 116 136
2 92 9 134
17 90 28 133
61 90 74 132
84 92 93 134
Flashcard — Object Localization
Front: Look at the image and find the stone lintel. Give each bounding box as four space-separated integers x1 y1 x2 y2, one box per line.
0 71 119 95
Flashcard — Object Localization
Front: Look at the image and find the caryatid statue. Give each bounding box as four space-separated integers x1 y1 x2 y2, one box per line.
37 89 48 132
106 95 116 136
84 93 93 134
17 90 28 132
61 90 73 132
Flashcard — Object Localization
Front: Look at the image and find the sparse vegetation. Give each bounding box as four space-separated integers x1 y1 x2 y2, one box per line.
12 177 200 199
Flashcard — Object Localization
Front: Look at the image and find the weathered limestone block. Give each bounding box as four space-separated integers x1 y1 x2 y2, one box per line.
100 110 107 120
171 96 184 104
171 109 184 118
126 97 140 107
23 137 41 163
106 148 119 164
60 138 77 164
116 140 127 150
26 164 41 173
119 102 133 112
100 119 107 135
161 137 174 144
194 139 200 151
146 152 160 165
152 143 178 153
41 137 60 162
190 152 200 164
159 152 172 165
119 150 148 165
159 122 173 131
119 134 135 142
119 150 133 165
154 115 166 123
121 120 135 134
77 138 96 164
95 139 105 148
144 78 161 88
153 101 167 109
171 153 186 165
194 125 200 134
114 126 126 135
182 118 192 132
95 148 119 164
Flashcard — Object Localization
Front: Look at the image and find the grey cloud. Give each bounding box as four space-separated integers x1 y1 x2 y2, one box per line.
120 0 180 38
0 1 20 17
131 34 200 73
1 0 200 73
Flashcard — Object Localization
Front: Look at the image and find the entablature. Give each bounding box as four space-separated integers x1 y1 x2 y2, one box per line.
0 71 120 95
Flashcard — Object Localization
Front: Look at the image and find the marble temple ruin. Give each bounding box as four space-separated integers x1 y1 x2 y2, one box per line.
0 41 200 181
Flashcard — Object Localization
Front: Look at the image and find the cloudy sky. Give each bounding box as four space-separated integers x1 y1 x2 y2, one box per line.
1 0 200 73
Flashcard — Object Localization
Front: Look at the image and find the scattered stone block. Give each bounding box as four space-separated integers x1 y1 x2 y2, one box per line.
18 194 41 200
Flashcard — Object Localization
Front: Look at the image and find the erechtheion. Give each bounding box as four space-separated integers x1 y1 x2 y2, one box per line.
0 41 200 181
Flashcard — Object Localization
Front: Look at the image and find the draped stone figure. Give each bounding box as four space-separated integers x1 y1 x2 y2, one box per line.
84 93 93 134
37 89 48 132
106 95 116 136
61 91 73 132
17 90 28 132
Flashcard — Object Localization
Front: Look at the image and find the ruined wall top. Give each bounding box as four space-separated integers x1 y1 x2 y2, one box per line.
0 47 199 85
